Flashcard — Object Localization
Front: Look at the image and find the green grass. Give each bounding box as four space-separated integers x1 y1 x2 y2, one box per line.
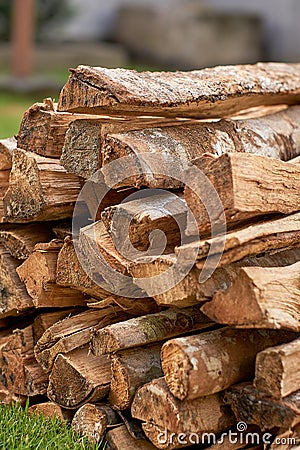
0 401 105 450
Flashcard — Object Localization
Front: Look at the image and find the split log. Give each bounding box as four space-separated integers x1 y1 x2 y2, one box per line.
57 63 300 118
72 403 120 443
0 246 34 318
32 309 82 343
47 348 111 408
131 377 235 450
0 137 16 170
17 98 100 158
16 240 87 308
107 425 158 450
61 115 179 178
92 307 213 355
34 307 130 372
109 344 163 410
3 149 83 222
28 402 74 421
202 261 300 331
185 152 300 236
254 337 300 398
0 223 54 259
161 327 296 400
223 383 300 430
0 169 10 221
87 295 159 316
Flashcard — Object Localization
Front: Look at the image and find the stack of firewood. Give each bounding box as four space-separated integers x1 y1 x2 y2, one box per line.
0 62 300 450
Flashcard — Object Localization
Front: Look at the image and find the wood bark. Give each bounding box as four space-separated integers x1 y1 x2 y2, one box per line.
71 403 120 443
0 169 10 221
106 425 158 450
32 309 82 343
223 383 300 431
28 401 74 421
202 261 300 331
92 307 213 355
254 337 300 398
17 98 99 158
16 240 87 308
0 137 16 170
57 63 300 118
47 348 111 409
109 344 163 410
161 327 297 400
3 149 82 222
185 152 300 236
34 307 130 372
131 377 235 450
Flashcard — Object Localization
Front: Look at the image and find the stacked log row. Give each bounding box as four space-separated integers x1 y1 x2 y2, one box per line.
0 62 299 449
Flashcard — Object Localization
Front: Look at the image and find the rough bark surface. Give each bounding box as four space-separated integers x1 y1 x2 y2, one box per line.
0 137 16 170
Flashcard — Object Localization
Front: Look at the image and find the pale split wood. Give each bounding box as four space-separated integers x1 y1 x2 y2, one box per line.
0 137 16 170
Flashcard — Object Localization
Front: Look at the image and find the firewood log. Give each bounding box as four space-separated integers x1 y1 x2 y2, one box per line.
48 348 111 409
92 307 213 355
28 402 74 421
223 383 300 430
57 63 300 118
185 153 300 236
17 98 100 158
0 137 16 170
34 307 130 372
0 169 10 221
71 403 120 443
254 337 300 398
106 425 158 450
32 309 83 343
109 344 163 410
202 261 300 331
3 149 83 222
161 328 297 400
131 377 235 449
16 240 87 308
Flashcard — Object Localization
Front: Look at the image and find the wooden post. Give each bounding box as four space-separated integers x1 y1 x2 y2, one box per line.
11 0 35 78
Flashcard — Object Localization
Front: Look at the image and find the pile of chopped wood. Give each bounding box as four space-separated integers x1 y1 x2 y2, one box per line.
0 62 300 450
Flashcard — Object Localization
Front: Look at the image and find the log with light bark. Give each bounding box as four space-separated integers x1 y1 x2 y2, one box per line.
17 98 100 158
109 344 163 410
131 377 235 450
161 327 297 401
0 223 54 259
3 149 83 222
202 261 300 331
16 240 87 308
223 383 300 430
72 403 120 443
185 152 300 236
92 307 213 355
28 401 74 421
0 137 16 170
34 307 130 372
0 246 34 318
57 63 300 118
106 425 158 450
47 348 111 409
254 337 300 398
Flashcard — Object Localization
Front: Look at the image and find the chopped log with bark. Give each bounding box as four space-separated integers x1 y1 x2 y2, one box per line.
109 344 163 410
47 348 111 409
0 223 54 259
223 383 300 430
0 137 16 170
32 309 82 343
17 98 100 158
57 63 300 118
161 327 297 400
106 425 158 450
92 307 213 355
16 240 87 308
35 307 130 372
72 403 120 443
254 338 300 398
0 246 34 318
3 149 83 222
185 153 300 236
202 261 300 331
28 401 74 421
131 377 235 449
